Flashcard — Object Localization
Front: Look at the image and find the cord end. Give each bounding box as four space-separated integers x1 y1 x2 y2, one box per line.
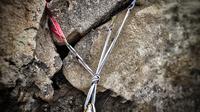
84 104 96 112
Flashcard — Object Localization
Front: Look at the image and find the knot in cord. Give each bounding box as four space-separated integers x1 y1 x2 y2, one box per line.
92 75 100 84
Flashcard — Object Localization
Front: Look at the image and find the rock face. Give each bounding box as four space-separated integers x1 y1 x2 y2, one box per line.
0 0 200 112
0 0 62 111
35 24 62 78
63 0 200 111
49 0 130 44
0 0 45 88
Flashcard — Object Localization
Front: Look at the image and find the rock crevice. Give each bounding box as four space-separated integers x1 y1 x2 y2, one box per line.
0 0 200 112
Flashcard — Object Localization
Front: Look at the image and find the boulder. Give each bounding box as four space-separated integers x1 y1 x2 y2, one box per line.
63 0 200 111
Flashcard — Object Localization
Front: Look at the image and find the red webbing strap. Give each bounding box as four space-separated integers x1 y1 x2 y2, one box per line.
45 0 66 43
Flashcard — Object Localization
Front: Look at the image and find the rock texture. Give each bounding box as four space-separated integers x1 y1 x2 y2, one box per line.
0 0 45 88
48 0 131 44
0 0 62 111
35 23 62 78
63 0 200 111
36 73 136 112
0 0 200 112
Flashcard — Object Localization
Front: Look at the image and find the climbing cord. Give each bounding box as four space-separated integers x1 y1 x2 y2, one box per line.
84 0 136 111
45 0 136 111
45 0 95 76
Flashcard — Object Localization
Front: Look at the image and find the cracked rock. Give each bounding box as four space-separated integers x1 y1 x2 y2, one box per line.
63 0 200 111
35 25 62 78
0 0 62 111
49 0 131 44
0 0 46 88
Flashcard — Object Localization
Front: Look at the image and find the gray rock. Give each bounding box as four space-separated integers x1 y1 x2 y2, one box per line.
35 26 62 78
63 0 200 111
49 0 131 44
0 0 62 110
0 0 46 88
34 25 62 102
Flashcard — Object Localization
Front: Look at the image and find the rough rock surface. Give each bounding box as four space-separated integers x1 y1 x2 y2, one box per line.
0 0 200 112
63 0 200 111
35 22 62 78
0 0 62 111
0 0 45 88
36 73 136 112
49 0 131 44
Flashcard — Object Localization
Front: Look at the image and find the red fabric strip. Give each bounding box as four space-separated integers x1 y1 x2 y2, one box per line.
45 0 66 43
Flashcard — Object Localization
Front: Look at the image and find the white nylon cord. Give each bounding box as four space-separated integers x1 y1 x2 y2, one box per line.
64 39 95 76
96 27 112 74
84 0 136 111
96 0 136 76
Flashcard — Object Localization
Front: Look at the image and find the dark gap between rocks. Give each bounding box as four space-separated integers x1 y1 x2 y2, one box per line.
0 88 19 112
53 0 138 60
51 69 68 90
50 0 133 97
50 68 137 111
54 31 81 60
82 0 136 38
47 1 139 111
54 44 69 60
96 90 136 112
50 67 85 101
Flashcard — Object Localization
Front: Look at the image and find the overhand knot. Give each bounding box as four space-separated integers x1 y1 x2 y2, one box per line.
92 75 100 84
